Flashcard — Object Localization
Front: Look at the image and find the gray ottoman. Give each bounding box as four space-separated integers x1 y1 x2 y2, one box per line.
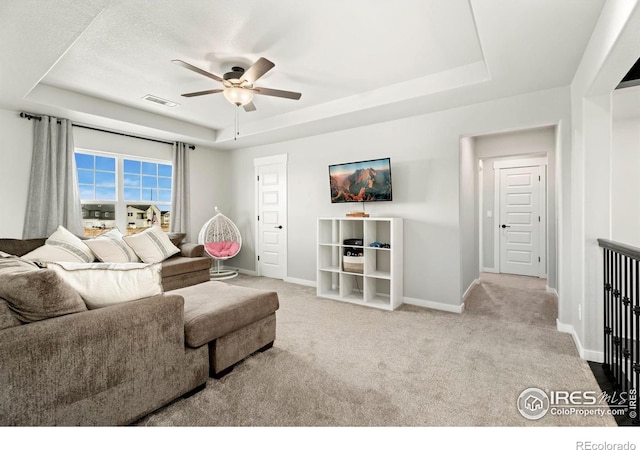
172 280 279 378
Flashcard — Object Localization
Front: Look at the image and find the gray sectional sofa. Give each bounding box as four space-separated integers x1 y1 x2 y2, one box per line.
0 237 279 426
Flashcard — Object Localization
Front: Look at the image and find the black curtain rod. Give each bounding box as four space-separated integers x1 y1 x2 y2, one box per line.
19 112 195 150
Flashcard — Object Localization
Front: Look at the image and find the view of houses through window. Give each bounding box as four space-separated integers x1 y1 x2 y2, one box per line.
75 151 172 237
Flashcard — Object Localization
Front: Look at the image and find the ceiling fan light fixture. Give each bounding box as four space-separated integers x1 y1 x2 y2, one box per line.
223 87 254 106
174 57 301 111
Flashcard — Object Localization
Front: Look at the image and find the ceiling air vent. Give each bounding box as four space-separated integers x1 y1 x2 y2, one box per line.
141 94 179 108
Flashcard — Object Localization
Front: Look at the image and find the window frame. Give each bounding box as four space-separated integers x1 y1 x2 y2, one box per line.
74 149 172 236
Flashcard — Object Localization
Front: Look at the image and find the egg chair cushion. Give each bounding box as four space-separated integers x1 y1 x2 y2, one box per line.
205 241 240 258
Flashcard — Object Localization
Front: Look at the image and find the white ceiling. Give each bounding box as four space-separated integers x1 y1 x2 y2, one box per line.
0 0 613 149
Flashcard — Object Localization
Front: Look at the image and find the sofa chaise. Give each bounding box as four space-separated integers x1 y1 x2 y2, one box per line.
0 238 279 426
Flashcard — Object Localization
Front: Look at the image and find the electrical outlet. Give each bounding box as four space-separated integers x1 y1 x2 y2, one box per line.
487 210 493 218
578 304 582 321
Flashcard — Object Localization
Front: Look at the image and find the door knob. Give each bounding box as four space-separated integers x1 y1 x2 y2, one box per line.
274 225 283 229
501 224 511 228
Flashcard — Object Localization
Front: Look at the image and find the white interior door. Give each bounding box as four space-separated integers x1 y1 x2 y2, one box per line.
499 166 541 277
255 155 287 279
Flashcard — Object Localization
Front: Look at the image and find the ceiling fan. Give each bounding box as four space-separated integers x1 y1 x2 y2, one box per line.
172 57 302 112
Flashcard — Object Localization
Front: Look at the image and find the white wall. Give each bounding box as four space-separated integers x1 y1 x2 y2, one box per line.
567 0 640 361
0 109 34 237
188 145 231 243
228 87 572 309
0 107 228 242
459 137 478 298
474 126 557 288
611 116 640 245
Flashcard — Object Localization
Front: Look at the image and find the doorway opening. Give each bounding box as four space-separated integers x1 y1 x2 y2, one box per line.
473 126 557 291
460 125 559 324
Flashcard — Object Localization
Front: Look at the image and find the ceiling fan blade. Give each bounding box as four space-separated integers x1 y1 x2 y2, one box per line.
251 86 302 100
181 89 224 97
243 101 257 112
172 59 224 83
239 57 275 84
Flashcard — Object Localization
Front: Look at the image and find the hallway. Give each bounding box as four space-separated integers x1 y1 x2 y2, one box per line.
465 273 557 328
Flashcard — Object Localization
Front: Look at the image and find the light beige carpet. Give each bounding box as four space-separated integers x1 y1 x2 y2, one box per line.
136 273 615 426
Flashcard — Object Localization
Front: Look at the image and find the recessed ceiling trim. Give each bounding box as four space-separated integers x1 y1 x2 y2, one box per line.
215 60 490 144
26 84 216 145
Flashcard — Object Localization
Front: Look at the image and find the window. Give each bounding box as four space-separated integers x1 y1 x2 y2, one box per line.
123 159 172 203
75 151 172 237
76 153 116 201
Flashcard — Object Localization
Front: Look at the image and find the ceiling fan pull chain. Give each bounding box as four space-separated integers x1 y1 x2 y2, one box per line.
234 105 239 140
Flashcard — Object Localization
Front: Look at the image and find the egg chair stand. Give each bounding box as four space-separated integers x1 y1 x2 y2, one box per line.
198 207 242 280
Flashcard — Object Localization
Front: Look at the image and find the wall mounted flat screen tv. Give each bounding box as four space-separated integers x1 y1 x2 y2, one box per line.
329 157 392 203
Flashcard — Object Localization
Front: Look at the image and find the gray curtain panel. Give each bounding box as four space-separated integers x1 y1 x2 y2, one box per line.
23 116 83 239
170 142 190 238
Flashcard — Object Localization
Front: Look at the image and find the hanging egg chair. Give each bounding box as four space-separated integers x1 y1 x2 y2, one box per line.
198 206 242 280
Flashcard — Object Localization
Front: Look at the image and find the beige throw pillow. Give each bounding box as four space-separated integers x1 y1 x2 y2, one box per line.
47 262 163 310
22 225 95 263
123 226 180 263
85 228 139 263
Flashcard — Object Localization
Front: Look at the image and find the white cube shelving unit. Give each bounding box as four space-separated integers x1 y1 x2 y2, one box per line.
317 217 403 310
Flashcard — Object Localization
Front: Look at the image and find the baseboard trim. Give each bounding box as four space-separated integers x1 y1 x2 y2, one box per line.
284 277 316 288
223 268 316 287
482 267 499 274
556 319 604 363
556 319 583 358
403 296 464 314
546 286 558 296
223 266 258 277
583 348 604 363
555 318 575 335
463 278 479 302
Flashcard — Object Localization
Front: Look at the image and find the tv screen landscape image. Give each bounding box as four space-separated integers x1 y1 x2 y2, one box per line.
329 157 392 203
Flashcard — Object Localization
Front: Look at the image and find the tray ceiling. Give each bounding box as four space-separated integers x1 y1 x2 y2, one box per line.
0 0 606 149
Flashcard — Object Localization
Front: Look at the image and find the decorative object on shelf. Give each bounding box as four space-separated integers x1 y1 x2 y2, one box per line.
198 207 242 280
343 238 363 247
346 211 369 217
369 242 390 248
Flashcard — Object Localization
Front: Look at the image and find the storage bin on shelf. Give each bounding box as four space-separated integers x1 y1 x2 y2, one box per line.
343 255 364 273
342 239 363 273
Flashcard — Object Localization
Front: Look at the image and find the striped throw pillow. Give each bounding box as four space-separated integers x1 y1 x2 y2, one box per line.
22 225 95 263
85 228 139 263
122 226 180 263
